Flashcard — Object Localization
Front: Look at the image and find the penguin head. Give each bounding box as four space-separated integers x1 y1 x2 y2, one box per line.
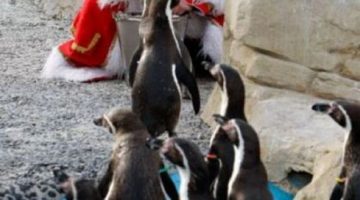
94 108 145 134
312 101 360 131
212 114 240 146
213 115 260 149
53 170 101 200
147 0 180 15
154 138 207 171
203 62 225 89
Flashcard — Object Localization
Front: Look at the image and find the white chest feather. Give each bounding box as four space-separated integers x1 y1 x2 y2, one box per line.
165 0 182 57
219 72 228 116
104 180 115 200
227 123 245 197
172 64 182 98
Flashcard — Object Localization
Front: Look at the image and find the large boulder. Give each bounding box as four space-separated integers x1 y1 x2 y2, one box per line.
223 0 360 103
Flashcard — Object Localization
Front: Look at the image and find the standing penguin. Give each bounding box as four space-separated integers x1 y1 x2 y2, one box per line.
148 137 214 200
212 115 272 200
312 101 360 200
94 108 178 200
131 0 200 137
204 62 247 120
203 62 247 200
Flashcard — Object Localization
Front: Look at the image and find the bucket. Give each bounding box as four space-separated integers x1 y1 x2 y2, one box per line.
115 13 188 67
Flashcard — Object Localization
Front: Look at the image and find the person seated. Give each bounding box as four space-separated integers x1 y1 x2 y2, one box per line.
174 0 224 76
41 0 129 83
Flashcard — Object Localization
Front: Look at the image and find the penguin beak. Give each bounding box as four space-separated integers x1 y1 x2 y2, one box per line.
213 114 228 126
312 103 332 114
146 137 164 150
53 169 70 184
93 117 103 126
202 61 214 71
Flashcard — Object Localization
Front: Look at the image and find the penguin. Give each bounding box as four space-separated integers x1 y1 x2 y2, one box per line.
53 169 102 200
129 0 194 87
203 62 247 200
94 108 178 200
0 170 102 200
212 114 272 200
203 62 247 120
147 137 213 200
312 101 360 200
130 0 200 137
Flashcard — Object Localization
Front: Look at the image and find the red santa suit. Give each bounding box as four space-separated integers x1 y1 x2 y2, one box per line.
42 0 127 82
184 0 224 64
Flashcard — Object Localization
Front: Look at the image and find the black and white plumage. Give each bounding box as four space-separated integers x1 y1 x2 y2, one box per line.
212 115 272 200
94 108 177 200
204 62 247 200
130 0 200 138
149 137 213 200
312 101 360 200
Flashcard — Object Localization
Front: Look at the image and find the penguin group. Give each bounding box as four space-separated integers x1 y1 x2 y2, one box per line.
89 0 275 199
92 0 360 200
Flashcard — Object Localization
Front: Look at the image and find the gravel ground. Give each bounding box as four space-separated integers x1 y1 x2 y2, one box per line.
0 0 213 186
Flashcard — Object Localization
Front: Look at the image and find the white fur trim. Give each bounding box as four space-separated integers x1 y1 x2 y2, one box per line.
41 40 125 82
97 0 123 10
200 22 223 63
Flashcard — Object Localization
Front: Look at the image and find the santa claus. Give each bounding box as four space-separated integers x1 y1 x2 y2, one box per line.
41 0 129 82
174 0 224 76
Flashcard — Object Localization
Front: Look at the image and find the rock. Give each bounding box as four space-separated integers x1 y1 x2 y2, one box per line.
244 53 316 92
225 0 360 72
310 72 360 103
222 0 360 104
245 86 344 181
341 59 360 81
294 151 342 200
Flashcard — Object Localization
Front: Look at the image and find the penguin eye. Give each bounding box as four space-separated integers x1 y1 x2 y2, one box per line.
330 108 346 128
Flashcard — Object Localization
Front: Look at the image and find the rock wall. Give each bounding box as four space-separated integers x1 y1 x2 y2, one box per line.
31 0 82 19
223 0 360 102
203 0 360 199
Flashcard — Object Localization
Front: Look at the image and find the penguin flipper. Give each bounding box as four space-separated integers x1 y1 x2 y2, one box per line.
175 62 200 114
159 163 179 200
128 42 143 87
330 183 345 200
98 160 114 198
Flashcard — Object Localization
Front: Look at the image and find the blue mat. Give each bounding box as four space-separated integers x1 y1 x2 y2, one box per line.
170 172 294 200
